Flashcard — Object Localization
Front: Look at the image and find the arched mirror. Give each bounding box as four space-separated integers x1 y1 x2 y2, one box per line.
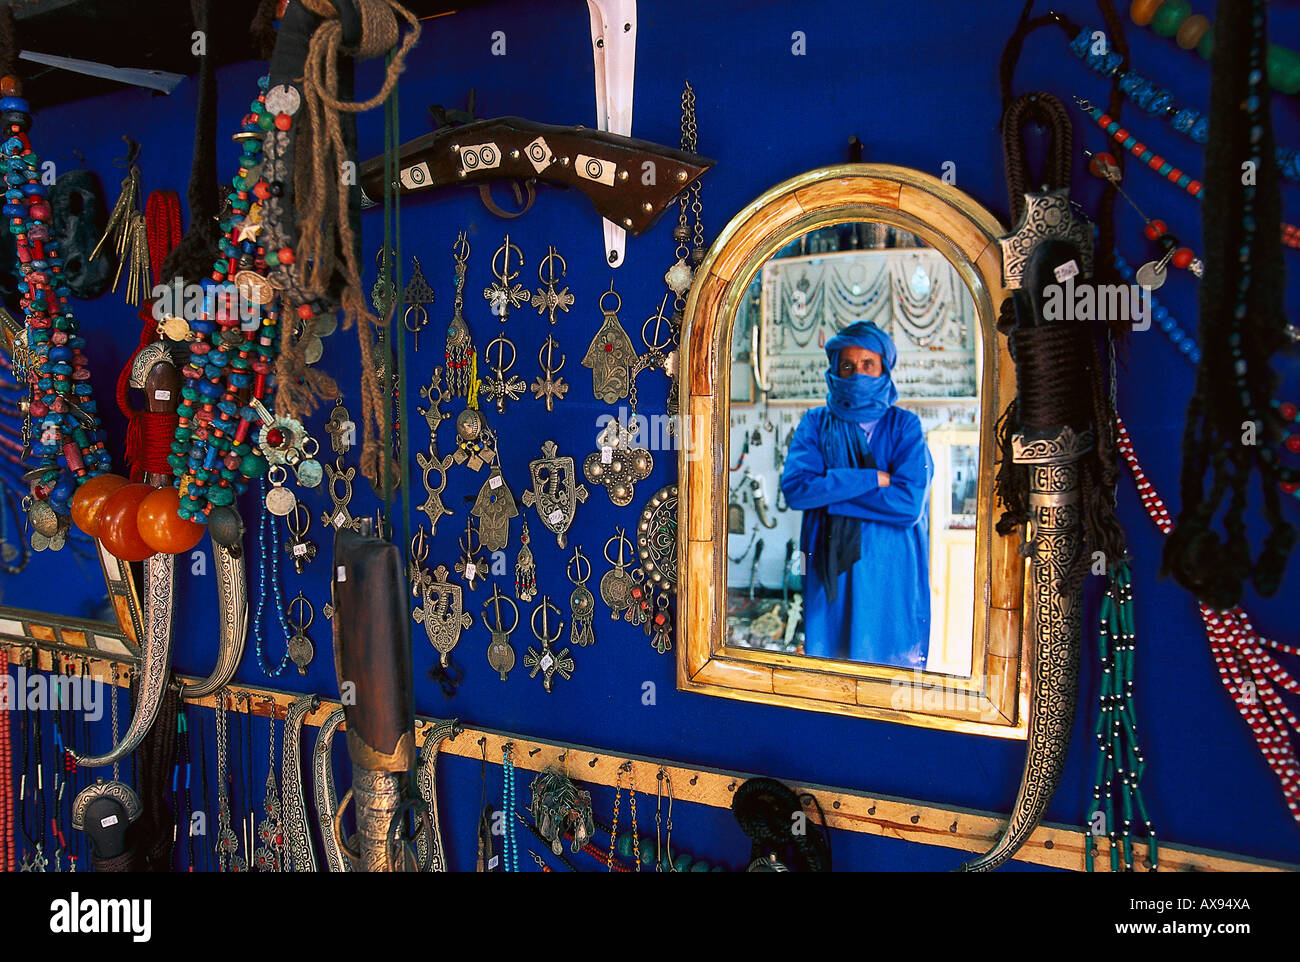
678 164 1026 736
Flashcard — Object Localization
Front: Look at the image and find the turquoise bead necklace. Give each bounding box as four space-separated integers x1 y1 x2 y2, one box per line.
501 744 518 872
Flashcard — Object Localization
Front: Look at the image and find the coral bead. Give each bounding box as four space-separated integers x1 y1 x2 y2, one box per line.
98 483 156 562
69 473 130 537
136 486 206 554
1172 247 1194 269
1144 219 1167 241
278 247 295 265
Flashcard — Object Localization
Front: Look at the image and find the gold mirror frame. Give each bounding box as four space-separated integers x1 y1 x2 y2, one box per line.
677 163 1026 737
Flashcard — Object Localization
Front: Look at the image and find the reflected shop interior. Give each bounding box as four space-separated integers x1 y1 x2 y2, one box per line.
726 222 980 676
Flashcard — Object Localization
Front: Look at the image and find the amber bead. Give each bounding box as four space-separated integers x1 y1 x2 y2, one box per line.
70 473 130 537
136 486 206 554
1130 0 1165 27
0 75 20 96
98 484 157 562
1176 13 1210 50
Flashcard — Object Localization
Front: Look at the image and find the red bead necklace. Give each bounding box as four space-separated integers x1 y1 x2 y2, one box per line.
1117 415 1299 824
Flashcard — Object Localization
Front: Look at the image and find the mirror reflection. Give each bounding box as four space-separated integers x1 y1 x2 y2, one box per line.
726 223 980 675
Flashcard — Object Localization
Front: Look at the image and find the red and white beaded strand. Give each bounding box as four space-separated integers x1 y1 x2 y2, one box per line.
1116 415 1300 823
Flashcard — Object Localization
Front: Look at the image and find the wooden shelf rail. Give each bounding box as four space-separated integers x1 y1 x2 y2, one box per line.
3 640 1294 873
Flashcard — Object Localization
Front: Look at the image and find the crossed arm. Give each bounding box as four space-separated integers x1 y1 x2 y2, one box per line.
779 411 933 526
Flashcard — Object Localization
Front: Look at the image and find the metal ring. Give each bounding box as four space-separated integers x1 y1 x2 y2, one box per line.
603 528 633 567
485 333 517 372
301 436 319 458
538 246 567 281
598 284 621 315
267 463 288 485
566 546 591 586
484 587 519 634
529 596 562 642
287 591 314 631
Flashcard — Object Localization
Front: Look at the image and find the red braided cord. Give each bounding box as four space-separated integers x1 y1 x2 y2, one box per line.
1116 415 1300 823
145 190 181 288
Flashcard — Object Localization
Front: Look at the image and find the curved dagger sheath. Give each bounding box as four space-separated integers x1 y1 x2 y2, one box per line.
181 545 249 698
415 717 462 872
282 694 321 872
312 707 352 873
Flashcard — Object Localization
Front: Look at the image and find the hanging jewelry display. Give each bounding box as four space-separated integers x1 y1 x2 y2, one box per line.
583 418 652 507
321 457 361 533
531 333 569 411
284 503 316 573
525 595 574 693
501 744 519 873
449 408 497 471
455 514 487 590
413 563 474 668
253 705 283 872
600 527 637 620
484 234 527 322
521 440 588 547
531 245 574 324
664 81 705 320
529 768 594 855
286 591 315 675
471 464 518 552
214 690 239 872
325 396 355 457
512 521 538 603
401 255 435 352
582 284 638 403
415 369 453 531
629 294 679 423
445 232 476 399
567 545 596 647
264 464 296 517
90 137 150 305
484 584 520 681
636 484 678 654
477 332 527 414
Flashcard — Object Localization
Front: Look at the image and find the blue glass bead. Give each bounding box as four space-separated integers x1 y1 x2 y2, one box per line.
1190 118 1209 143
1168 328 1184 344
0 97 30 113
3 204 24 217
20 182 41 195
1070 31 1090 57
198 380 222 399
228 372 252 389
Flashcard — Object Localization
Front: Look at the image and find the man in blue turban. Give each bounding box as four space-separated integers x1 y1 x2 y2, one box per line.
779 321 933 666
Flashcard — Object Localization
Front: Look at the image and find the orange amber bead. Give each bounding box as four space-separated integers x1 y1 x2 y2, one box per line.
0 75 20 97
98 484 156 562
70 473 130 537
1130 0 1165 27
136 487 206 554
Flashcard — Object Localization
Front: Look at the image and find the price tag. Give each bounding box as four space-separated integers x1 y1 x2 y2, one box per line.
293 544 308 556
100 814 119 828
464 563 477 579
153 389 171 401
548 509 564 524
488 855 499 870
335 512 348 528
489 475 502 489
1053 259 1079 283
600 447 612 464
336 565 347 582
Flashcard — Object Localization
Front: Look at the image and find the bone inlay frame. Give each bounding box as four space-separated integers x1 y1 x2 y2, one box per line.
677 164 1028 736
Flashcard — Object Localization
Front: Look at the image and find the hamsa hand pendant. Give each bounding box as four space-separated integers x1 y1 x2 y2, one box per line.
413 565 474 667
471 464 518 552
520 440 587 548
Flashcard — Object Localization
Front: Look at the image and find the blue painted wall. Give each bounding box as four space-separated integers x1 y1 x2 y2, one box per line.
6 0 1299 871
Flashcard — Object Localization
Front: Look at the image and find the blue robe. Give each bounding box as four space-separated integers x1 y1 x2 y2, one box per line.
780 404 933 666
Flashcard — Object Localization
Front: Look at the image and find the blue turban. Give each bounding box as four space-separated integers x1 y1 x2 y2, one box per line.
823 321 900 424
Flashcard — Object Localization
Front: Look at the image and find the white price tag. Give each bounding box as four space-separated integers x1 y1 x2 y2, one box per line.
489 475 502 489
293 544 308 556
153 389 171 401
100 814 119 828
601 447 612 464
1054 259 1079 283
465 563 477 579
488 855 499 870
335 513 347 527
336 565 347 582
548 509 564 524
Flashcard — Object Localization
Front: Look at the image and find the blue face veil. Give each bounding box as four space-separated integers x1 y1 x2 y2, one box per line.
813 321 902 603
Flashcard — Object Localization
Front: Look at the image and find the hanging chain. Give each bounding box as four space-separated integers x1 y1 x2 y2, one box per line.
608 765 623 872
628 766 639 872
670 82 704 327
654 769 663 871
215 690 228 872
664 770 675 871
109 663 119 783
